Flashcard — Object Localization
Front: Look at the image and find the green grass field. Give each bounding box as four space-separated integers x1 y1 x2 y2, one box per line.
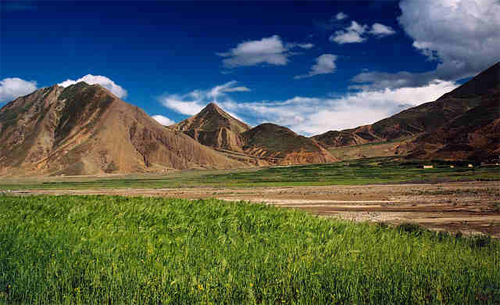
1 158 498 190
1 195 498 304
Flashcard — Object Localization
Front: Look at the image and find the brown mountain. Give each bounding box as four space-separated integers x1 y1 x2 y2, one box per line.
172 102 250 152
174 104 336 165
409 84 500 161
313 61 500 161
240 123 337 165
0 82 244 176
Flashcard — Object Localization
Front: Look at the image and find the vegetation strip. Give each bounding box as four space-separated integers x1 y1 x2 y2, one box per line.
1 158 499 190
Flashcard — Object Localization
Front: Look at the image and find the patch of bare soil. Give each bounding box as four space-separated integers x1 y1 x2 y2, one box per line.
7 181 500 237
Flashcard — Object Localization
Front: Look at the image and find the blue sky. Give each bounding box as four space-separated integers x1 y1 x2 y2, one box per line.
1 0 499 135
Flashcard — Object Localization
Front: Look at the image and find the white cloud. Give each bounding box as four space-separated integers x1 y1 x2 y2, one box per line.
330 21 367 44
218 35 288 68
160 81 250 116
218 36 314 68
220 80 457 135
0 77 38 103
152 115 175 126
285 42 315 50
369 23 396 37
358 0 500 90
295 54 337 79
352 71 435 90
160 97 204 116
209 81 250 101
330 20 396 44
331 31 365 44
160 79 457 135
335 12 348 20
58 74 128 99
297 43 314 49
399 0 500 81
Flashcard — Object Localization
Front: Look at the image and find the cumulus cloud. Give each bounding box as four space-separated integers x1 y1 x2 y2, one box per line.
330 20 396 44
369 23 396 37
297 43 314 49
160 81 250 116
209 81 250 100
335 12 348 20
58 74 128 98
218 35 288 68
295 54 337 79
0 77 38 103
355 0 500 90
400 0 500 81
352 71 435 91
286 42 314 50
220 80 457 135
152 115 175 126
218 36 314 68
160 97 204 116
330 21 367 44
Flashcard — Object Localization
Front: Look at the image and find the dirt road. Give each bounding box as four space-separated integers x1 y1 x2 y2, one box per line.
6 181 500 237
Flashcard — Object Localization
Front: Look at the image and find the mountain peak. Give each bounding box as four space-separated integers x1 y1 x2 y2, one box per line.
0 82 243 176
205 102 219 109
172 102 250 152
199 102 230 117
241 123 336 164
438 61 500 100
174 102 250 133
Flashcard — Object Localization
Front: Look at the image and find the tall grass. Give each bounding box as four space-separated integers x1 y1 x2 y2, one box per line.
0 195 498 304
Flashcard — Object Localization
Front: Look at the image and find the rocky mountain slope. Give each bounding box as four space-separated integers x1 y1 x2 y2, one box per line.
313 62 500 149
0 83 244 176
240 123 336 165
409 81 500 161
2 62 496 176
172 103 250 152
313 62 500 161
174 104 336 166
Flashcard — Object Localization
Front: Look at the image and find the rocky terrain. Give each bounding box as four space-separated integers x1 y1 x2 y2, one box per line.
313 62 500 162
0 83 244 176
175 104 337 166
1 63 498 176
172 102 250 152
240 123 336 165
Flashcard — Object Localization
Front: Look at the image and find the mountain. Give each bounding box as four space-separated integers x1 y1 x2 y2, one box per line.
313 97 484 148
175 104 336 165
312 125 382 148
172 102 250 152
240 123 336 165
437 62 500 100
0 83 244 176
409 85 500 161
313 61 500 161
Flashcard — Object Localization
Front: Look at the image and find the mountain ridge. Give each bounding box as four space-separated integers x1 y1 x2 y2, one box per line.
173 105 337 165
1 62 498 176
313 61 500 161
0 83 245 176
172 102 250 152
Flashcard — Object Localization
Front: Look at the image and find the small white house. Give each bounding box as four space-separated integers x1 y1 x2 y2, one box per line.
423 165 433 169
468 164 474 168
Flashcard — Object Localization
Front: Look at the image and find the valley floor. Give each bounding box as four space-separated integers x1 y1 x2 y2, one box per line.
6 180 500 237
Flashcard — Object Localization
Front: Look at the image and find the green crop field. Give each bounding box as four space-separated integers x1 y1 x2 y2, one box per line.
1 158 499 190
1 195 498 304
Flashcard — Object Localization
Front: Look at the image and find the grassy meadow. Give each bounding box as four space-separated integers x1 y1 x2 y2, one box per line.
0 158 498 190
1 195 499 304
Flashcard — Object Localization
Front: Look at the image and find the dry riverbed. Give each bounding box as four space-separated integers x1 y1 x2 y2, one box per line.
5 181 500 237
